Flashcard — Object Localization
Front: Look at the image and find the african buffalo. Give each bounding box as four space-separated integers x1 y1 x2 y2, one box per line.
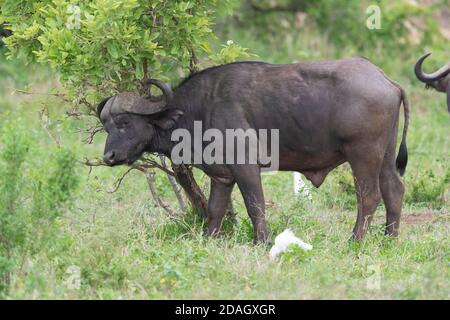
415 53 450 113
97 57 409 243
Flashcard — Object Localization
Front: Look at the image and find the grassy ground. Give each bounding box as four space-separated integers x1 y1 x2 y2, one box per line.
0 32 449 299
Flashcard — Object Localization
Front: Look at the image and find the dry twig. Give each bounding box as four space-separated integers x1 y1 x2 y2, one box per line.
159 155 187 212
144 171 177 217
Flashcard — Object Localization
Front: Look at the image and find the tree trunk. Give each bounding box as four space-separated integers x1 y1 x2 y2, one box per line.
171 163 236 227
171 164 208 220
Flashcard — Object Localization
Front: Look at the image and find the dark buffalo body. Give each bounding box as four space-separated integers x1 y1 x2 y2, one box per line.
98 57 409 243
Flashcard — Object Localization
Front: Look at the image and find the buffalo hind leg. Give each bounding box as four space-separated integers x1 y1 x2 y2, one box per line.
230 165 268 244
380 146 405 237
207 179 235 237
346 145 383 240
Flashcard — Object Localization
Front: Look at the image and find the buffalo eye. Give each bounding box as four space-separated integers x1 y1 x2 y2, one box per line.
114 116 130 128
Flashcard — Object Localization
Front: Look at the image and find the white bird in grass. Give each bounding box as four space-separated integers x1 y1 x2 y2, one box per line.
269 229 312 260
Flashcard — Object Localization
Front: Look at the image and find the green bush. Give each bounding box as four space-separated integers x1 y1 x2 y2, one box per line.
405 169 450 209
33 147 79 219
0 122 30 291
0 119 79 293
1 0 249 107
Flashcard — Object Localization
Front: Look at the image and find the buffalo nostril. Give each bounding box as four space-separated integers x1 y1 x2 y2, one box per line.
104 151 115 164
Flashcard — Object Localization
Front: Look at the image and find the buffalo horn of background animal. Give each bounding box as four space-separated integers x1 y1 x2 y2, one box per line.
415 53 450 83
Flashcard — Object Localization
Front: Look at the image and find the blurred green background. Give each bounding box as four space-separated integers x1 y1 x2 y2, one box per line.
0 0 449 299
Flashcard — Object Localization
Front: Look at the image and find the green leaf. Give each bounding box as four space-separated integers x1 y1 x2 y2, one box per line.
135 62 144 80
107 43 119 59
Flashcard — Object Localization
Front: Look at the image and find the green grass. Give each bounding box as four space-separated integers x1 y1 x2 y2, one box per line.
5 192 449 299
0 30 449 300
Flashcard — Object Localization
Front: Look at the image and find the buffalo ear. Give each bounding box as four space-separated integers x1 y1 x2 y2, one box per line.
148 108 184 130
96 97 111 119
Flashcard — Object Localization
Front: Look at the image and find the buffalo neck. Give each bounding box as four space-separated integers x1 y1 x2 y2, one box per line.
147 127 176 157
146 83 204 158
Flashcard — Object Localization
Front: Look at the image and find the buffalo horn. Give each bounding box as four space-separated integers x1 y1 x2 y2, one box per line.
415 53 450 83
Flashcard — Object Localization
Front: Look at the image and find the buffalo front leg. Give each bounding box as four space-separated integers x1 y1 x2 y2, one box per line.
231 165 268 244
207 179 235 237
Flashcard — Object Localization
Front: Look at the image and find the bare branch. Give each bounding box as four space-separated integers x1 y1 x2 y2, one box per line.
66 109 85 118
144 171 177 217
81 123 104 144
189 48 199 74
160 156 187 212
108 168 134 193
143 59 149 81
11 88 70 102
82 158 107 167
78 97 97 115
38 107 61 146
81 156 177 181
82 158 179 217
141 156 175 176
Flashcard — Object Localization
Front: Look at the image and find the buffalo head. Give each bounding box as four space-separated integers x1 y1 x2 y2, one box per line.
415 53 450 113
97 79 183 166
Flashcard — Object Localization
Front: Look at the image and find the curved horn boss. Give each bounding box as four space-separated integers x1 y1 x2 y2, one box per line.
122 79 173 114
99 79 174 118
